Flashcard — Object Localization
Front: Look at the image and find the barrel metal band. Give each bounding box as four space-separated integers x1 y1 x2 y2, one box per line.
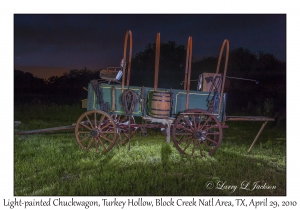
151 99 171 102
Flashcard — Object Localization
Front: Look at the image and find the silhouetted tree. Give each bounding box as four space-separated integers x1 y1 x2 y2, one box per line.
229 47 258 77
14 70 47 104
14 70 46 91
14 68 100 105
130 41 186 88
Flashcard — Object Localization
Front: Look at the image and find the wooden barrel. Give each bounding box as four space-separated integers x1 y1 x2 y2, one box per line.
149 91 171 118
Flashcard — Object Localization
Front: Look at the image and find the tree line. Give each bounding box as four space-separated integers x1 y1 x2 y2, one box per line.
14 41 286 120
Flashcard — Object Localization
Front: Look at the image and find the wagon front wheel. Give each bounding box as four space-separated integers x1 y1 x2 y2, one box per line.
75 110 117 153
172 109 223 157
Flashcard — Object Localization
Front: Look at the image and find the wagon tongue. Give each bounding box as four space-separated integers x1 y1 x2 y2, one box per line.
15 125 75 135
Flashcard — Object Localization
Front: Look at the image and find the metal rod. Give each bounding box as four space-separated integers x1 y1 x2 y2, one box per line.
216 39 229 119
126 31 132 86
224 76 259 84
154 33 160 91
183 38 190 90
180 75 259 86
180 79 198 85
121 30 132 92
185 36 192 110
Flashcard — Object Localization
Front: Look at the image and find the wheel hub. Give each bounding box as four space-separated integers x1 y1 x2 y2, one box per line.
90 128 101 138
193 130 206 141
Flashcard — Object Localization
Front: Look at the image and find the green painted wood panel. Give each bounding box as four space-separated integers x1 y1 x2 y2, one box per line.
86 83 226 121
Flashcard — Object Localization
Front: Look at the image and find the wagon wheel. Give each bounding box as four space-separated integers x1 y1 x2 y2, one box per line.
75 110 117 153
172 109 223 157
112 114 136 145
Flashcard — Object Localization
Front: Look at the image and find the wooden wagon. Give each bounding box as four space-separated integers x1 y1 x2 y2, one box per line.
73 30 274 157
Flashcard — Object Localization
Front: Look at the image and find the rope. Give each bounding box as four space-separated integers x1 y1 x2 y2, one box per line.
90 80 107 112
121 89 138 150
121 89 138 116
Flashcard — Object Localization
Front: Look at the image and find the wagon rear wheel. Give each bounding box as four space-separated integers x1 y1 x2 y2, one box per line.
112 115 136 145
75 110 117 153
172 109 223 157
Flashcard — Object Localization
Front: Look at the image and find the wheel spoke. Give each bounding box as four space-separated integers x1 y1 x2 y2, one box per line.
206 131 220 135
95 139 99 152
202 140 212 151
77 131 90 134
182 137 193 152
203 125 219 131
177 134 190 144
121 132 129 139
101 121 112 130
191 140 196 156
205 136 218 145
199 116 212 130
198 141 204 157
98 115 105 127
192 115 197 130
100 131 116 134
85 114 94 129
98 137 107 151
179 126 193 133
183 117 193 129
86 138 94 151
197 114 202 129
175 132 191 136
100 134 114 143
79 135 90 143
80 122 92 130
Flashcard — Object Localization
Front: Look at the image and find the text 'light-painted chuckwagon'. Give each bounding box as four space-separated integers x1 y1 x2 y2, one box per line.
17 30 275 157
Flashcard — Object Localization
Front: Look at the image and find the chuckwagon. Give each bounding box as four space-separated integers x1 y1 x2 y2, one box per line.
17 30 274 157
73 30 274 157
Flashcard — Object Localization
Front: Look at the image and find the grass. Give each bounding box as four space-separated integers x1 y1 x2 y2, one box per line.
14 103 286 196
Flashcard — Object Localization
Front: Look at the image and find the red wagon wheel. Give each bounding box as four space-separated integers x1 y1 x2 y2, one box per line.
75 110 117 153
172 109 223 157
112 114 136 145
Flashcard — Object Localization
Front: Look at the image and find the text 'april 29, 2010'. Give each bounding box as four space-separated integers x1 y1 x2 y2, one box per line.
3 197 298 209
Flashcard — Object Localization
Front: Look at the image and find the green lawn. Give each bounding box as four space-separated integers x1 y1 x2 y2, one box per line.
14 103 286 196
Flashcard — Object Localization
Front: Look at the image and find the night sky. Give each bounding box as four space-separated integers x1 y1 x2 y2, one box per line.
14 14 286 79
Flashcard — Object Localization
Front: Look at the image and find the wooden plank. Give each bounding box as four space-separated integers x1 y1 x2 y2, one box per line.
201 73 221 92
226 116 275 122
248 121 268 152
16 125 75 135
